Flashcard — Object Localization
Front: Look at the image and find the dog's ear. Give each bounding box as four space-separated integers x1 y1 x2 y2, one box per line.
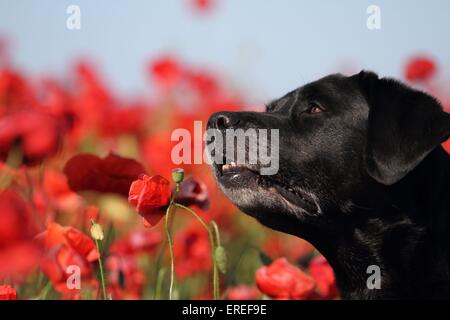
353 70 450 185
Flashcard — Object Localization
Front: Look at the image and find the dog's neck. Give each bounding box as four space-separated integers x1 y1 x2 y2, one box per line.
309 147 450 299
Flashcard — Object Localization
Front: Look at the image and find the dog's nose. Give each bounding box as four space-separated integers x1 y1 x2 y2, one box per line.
208 112 240 130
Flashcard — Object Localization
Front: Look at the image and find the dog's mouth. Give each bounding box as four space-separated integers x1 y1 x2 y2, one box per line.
213 160 318 213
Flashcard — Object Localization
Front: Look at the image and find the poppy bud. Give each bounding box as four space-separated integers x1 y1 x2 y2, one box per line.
215 246 227 274
90 222 104 241
172 168 185 184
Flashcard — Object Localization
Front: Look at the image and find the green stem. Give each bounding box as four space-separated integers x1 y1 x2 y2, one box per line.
37 281 53 300
154 267 166 300
173 203 220 300
209 220 221 247
95 239 107 300
0 145 23 190
152 218 171 299
165 202 175 300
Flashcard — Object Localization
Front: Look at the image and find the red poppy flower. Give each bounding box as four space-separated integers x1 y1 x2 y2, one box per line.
33 169 82 217
106 254 145 300
64 153 146 196
227 285 260 300
404 57 436 82
0 109 65 165
100 103 149 138
309 255 339 299
0 190 40 278
173 223 211 278
191 0 214 12
108 230 160 298
263 236 315 263
128 175 171 227
40 78 74 120
175 177 210 210
185 69 220 99
0 68 34 111
256 258 315 300
44 169 75 199
66 62 115 143
75 62 112 108
149 56 182 90
0 285 17 300
107 231 160 299
141 132 178 178
443 138 450 155
36 222 99 293
110 230 162 255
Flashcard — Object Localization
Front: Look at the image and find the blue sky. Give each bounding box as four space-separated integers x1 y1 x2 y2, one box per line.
1 0 449 103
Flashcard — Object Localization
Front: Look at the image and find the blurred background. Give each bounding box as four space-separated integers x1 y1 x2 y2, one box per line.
2 0 450 101
0 0 449 300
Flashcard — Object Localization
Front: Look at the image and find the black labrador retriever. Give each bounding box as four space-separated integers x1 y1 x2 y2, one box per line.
207 71 450 299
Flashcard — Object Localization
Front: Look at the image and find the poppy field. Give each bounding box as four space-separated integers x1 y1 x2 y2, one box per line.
1 1 450 300
0 51 330 300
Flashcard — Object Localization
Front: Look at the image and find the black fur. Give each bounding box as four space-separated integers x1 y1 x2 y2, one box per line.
207 71 450 299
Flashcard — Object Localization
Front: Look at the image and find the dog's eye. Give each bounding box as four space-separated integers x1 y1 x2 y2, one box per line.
306 102 325 114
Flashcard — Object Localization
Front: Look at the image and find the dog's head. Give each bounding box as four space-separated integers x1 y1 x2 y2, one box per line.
207 71 450 238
